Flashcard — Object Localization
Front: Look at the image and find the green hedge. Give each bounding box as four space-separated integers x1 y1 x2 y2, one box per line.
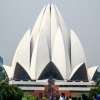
22 94 36 100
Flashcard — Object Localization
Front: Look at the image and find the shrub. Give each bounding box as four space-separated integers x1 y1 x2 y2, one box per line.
22 94 36 100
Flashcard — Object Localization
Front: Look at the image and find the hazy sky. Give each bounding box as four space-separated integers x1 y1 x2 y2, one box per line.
0 0 100 67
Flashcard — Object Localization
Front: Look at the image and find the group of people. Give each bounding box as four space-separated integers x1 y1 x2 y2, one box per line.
36 93 73 100
59 93 72 100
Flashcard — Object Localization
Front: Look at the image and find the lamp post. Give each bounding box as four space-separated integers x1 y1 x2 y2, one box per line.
48 77 55 99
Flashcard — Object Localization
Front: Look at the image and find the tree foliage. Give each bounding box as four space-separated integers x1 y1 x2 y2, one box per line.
0 81 23 100
0 65 7 81
89 80 100 100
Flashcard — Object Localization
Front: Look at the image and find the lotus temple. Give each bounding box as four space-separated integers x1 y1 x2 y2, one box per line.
2 4 99 95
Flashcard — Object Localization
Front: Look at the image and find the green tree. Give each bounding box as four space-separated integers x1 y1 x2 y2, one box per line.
0 65 8 81
96 80 100 86
89 80 100 100
0 81 23 100
89 87 100 100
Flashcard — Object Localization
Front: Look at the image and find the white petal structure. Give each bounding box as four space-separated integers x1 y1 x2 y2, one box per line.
71 30 86 69
88 66 98 81
3 4 98 81
11 29 31 79
69 63 88 81
52 27 70 80
3 65 13 79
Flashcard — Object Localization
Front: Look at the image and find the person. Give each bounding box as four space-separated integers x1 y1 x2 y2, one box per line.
68 96 72 100
82 94 88 100
59 93 66 100
49 94 54 100
36 93 43 100
66 97 68 100
96 94 100 100
43 94 48 100
55 94 60 100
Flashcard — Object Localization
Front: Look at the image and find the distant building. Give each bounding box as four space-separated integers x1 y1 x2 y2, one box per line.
3 4 99 82
0 56 7 80
0 56 3 65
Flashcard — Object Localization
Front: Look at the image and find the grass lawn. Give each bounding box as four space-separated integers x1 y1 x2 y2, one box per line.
22 95 36 100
